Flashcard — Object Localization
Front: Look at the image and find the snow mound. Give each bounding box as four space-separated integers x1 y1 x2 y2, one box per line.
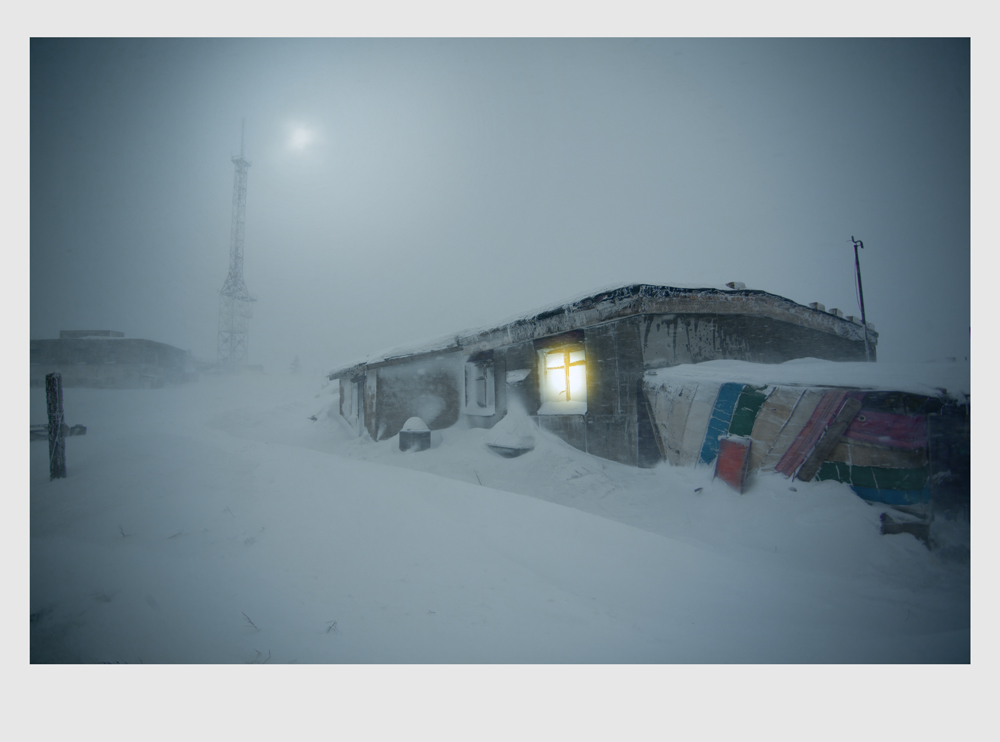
486 401 536 452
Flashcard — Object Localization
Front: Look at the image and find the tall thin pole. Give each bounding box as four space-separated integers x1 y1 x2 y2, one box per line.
218 119 254 369
46 372 66 479
852 236 871 362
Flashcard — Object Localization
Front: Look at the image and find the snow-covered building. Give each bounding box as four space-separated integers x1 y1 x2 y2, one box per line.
328 284 876 462
328 283 970 511
30 331 197 389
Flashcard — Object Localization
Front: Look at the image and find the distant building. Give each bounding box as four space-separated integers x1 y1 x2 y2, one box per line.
30 331 197 389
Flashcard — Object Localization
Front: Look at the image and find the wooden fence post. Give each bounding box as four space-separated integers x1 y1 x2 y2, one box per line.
46 372 66 479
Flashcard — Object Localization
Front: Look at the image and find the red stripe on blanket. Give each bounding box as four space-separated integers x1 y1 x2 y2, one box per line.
842 410 927 450
774 391 865 478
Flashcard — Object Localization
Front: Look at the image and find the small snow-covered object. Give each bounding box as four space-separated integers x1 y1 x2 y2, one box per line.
399 417 430 452
880 512 930 547
401 417 429 431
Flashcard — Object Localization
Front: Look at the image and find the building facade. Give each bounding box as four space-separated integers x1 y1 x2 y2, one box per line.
328 284 877 467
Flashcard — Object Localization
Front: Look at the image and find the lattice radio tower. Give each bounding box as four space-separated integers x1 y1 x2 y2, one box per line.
217 119 256 369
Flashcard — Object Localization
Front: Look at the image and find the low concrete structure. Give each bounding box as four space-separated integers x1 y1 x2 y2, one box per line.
329 284 877 467
30 331 197 389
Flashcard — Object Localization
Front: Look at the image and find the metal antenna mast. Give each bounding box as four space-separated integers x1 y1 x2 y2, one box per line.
851 236 872 362
217 119 256 369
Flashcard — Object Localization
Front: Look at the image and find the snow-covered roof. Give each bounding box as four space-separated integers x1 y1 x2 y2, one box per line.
645 358 970 399
328 283 875 379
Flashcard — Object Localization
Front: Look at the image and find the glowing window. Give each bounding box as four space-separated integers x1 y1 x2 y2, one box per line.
538 346 587 414
464 358 495 416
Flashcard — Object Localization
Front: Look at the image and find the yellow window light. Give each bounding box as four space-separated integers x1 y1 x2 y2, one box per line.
541 346 587 406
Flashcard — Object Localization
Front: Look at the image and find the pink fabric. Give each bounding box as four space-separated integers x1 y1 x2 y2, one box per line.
842 410 927 450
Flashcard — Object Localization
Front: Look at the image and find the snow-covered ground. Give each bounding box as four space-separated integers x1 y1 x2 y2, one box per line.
30 372 969 664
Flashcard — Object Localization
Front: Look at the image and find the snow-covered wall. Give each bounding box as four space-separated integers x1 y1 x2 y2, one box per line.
640 312 872 368
328 284 880 467
463 349 509 431
367 353 464 441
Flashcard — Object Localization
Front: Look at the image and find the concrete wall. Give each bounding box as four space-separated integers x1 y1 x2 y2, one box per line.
366 352 464 441
332 296 876 467
640 313 871 368
339 375 367 436
463 350 509 430
527 319 646 467
520 308 868 467
585 319 644 466
502 342 541 415
364 368 378 438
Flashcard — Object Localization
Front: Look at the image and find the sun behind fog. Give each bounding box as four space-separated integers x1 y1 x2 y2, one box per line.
289 127 312 151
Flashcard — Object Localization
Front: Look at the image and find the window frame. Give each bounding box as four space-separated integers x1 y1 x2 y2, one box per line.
537 342 588 415
463 353 496 416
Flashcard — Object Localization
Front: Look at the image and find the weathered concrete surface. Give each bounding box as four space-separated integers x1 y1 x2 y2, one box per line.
641 312 870 367
367 353 463 441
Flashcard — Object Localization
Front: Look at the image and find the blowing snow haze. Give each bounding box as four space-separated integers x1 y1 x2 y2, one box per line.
30 38 970 372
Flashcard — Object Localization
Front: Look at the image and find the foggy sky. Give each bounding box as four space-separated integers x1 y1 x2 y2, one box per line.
30 38 970 374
